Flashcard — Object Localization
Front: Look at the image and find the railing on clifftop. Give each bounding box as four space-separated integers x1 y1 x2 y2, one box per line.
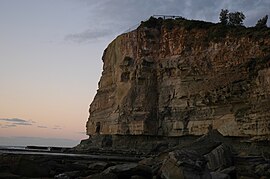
123 15 183 33
152 15 183 19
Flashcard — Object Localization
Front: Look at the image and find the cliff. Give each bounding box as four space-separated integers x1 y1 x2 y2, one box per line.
86 17 270 139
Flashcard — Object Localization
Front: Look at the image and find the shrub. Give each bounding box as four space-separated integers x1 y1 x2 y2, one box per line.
140 16 163 29
255 15 268 28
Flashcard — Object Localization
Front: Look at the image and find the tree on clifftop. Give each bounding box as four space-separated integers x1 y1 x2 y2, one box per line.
219 9 229 25
255 15 268 28
228 11 245 26
219 9 245 26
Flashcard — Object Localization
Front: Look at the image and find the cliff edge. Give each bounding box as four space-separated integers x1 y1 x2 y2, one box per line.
86 17 270 139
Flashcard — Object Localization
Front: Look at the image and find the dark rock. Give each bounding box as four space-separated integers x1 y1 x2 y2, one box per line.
180 130 234 172
151 141 169 153
13 157 51 177
211 166 236 178
102 135 113 147
88 135 113 148
84 172 118 179
54 171 80 179
0 165 11 173
55 173 70 179
185 130 229 155
254 163 270 177
210 171 230 179
160 149 211 179
131 175 148 179
219 166 235 175
88 162 109 172
204 143 233 171
234 155 270 178
68 162 88 170
139 157 163 176
0 172 20 179
103 163 152 179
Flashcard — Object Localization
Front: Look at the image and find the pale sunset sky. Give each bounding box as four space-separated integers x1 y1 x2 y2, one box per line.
0 0 269 147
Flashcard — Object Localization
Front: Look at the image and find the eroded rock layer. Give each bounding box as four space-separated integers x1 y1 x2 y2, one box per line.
87 18 270 139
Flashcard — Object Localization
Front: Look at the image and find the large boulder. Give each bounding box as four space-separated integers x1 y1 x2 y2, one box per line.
204 143 233 171
160 149 211 179
184 130 234 171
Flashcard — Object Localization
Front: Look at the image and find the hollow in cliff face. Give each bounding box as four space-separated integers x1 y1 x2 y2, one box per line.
87 18 270 139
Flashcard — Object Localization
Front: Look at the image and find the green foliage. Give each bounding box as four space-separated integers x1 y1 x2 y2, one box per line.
219 9 229 25
255 15 268 28
140 16 214 30
140 16 163 29
163 19 175 30
232 26 270 40
219 9 246 26
139 15 270 43
228 11 245 26
207 24 230 41
180 20 214 30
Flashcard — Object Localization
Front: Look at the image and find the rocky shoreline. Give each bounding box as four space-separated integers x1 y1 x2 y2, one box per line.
1 130 269 178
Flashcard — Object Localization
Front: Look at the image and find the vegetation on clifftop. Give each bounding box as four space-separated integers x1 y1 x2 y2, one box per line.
140 15 270 42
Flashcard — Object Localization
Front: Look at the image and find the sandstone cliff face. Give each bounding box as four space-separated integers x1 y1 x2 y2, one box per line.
87 18 270 139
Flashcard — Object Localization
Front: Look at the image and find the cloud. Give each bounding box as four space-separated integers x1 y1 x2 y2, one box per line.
13 123 32 126
1 124 17 128
0 118 34 127
0 118 29 123
0 118 63 130
37 125 48 128
65 29 112 43
52 125 62 130
70 0 270 43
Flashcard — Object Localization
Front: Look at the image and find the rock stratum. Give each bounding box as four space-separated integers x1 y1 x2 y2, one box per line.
87 17 270 139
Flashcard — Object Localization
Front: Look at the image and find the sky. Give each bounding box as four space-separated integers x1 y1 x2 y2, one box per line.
0 0 269 147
